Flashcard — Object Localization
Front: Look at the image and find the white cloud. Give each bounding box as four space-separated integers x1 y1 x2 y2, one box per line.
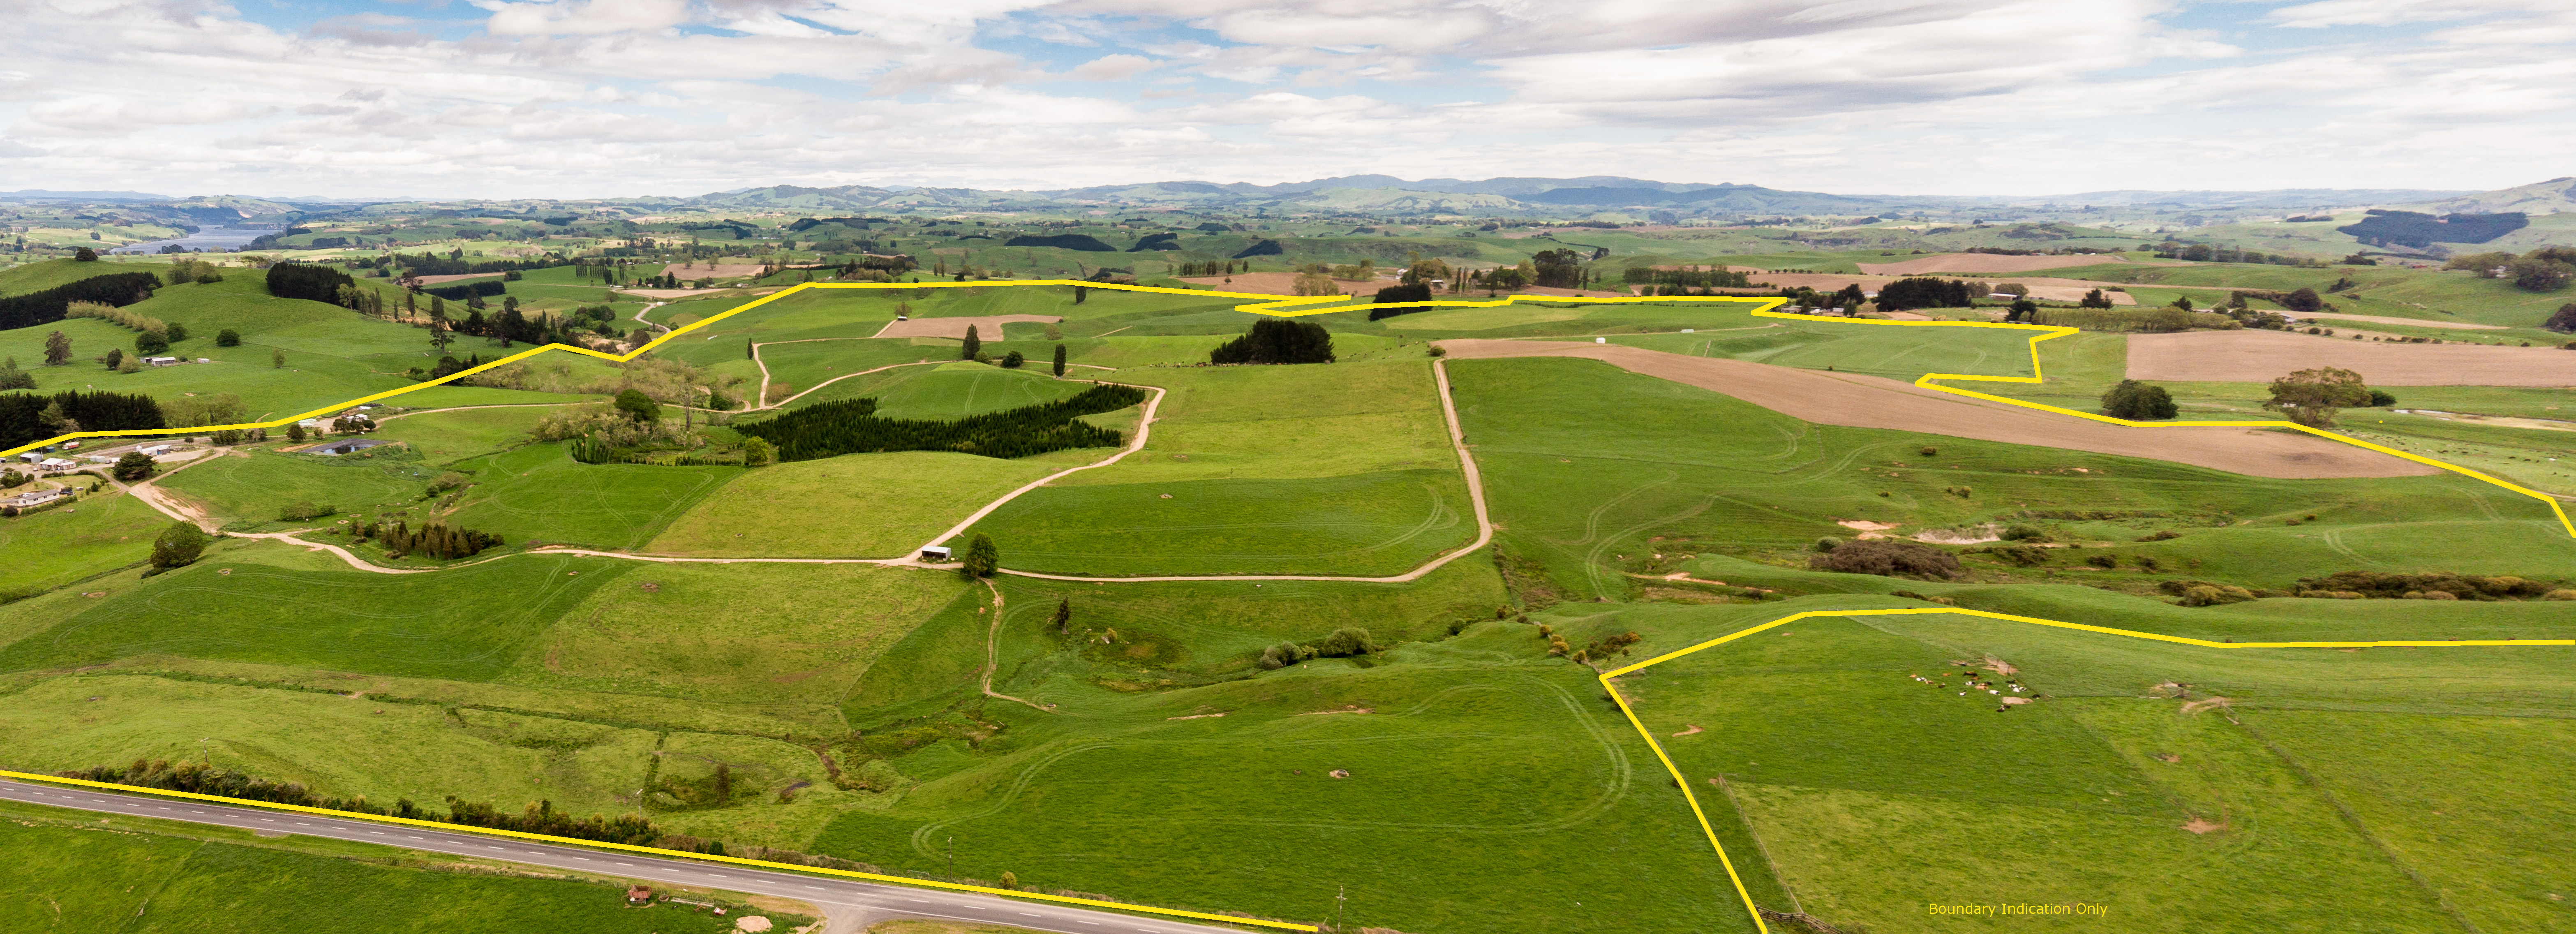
1070 53 1157 81
0 0 2566 197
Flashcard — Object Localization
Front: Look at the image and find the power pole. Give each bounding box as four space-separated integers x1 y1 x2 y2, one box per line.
1334 885 1346 933
947 835 955 883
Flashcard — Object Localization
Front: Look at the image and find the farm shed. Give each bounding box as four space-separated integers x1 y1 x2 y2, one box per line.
920 546 952 562
311 439 388 456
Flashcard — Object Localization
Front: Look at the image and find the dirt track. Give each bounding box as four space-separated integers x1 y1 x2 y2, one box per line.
1857 253 2150 275
2128 330 2576 386
1437 340 2443 479
869 314 1062 340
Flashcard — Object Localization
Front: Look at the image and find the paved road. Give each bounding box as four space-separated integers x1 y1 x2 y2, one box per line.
0 778 1272 934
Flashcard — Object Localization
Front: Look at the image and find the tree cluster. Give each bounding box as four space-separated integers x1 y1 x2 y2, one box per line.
2336 210 2527 249
1367 283 1436 319
0 271 162 331
1257 627 1374 670
1622 265 1752 289
735 384 1146 462
265 262 357 304
1876 277 1978 310
360 520 506 560
2264 366 2373 428
1176 260 1246 277
421 280 506 302
1209 319 1334 365
0 389 166 448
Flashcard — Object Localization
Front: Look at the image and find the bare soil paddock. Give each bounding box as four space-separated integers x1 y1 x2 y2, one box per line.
2128 330 2576 386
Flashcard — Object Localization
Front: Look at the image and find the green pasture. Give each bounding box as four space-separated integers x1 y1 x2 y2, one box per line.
0 257 143 296
507 561 968 710
649 450 1068 558
0 545 628 680
369 405 566 464
815 659 1744 934
2035 261 2569 330
1445 356 2576 600
157 448 437 527
0 815 757 934
1608 314 2041 381
0 487 164 594
445 443 736 550
1585 597 2572 933
960 358 1477 575
965 469 1475 576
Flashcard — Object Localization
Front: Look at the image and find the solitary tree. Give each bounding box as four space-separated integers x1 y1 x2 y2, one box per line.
113 451 156 481
740 436 776 467
1051 596 1071 632
2099 379 2179 420
272 348 286 368
286 422 306 442
614 388 660 423
2005 298 2039 322
150 521 207 569
1052 343 1067 377
135 331 170 356
43 330 71 366
961 534 999 578
73 247 98 261
2079 289 2114 309
104 348 123 370
2265 366 2372 428
961 324 981 361
215 328 240 347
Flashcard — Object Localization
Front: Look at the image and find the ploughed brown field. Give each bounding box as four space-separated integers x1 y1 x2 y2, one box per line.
1856 253 2163 275
1436 340 2443 479
869 314 1063 340
2128 330 2576 386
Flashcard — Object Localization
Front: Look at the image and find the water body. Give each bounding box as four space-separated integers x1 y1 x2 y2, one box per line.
109 226 279 254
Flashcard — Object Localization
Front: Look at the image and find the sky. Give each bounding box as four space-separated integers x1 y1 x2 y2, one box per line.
2 0 2571 200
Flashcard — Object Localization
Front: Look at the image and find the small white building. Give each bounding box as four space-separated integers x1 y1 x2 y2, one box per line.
139 444 175 456
920 546 952 562
2 487 68 508
35 458 78 472
143 356 180 366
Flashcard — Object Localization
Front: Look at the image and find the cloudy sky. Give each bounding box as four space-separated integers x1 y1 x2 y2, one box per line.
3 0 2571 199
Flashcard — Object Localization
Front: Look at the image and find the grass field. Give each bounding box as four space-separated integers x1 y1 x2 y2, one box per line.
0 544 629 680
502 561 968 710
370 405 568 464
1587 596 2574 933
0 486 166 594
158 448 438 527
444 443 737 550
1444 356 2576 600
0 809 768 934
648 450 1071 558
1607 313 2041 381
962 358 1476 576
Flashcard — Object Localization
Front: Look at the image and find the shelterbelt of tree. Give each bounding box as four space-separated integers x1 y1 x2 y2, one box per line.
1596 607 2576 934
2 279 2565 540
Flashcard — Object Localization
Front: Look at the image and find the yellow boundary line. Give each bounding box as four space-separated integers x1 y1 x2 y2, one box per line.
1592 608 2574 934
0 767 1312 931
9 282 2563 538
